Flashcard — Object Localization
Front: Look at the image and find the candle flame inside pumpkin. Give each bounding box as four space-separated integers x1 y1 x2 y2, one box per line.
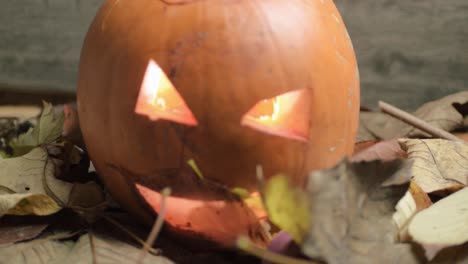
135 60 198 126
241 89 310 142
136 183 266 247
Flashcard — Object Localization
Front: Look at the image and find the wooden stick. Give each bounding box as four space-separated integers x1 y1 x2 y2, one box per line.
137 187 171 263
378 101 463 142
237 236 317 264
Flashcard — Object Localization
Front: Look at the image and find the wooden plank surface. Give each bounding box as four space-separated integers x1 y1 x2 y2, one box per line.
0 0 467 109
0 0 101 92
335 0 468 109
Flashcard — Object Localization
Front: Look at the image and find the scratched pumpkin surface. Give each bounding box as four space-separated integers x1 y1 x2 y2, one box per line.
77 0 360 246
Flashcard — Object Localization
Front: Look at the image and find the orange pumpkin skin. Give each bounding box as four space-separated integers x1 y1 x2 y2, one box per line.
77 0 360 246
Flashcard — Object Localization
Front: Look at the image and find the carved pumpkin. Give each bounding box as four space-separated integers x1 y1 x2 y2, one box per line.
77 0 360 247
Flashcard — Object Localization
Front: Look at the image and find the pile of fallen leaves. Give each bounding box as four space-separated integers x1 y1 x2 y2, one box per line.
0 91 467 264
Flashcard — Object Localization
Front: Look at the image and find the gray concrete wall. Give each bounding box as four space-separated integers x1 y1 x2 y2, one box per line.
0 0 102 92
0 0 467 109
335 0 468 109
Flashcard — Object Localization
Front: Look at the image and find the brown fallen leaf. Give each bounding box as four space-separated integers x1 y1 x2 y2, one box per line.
357 91 468 141
0 232 174 264
393 181 433 242
351 139 406 162
409 188 468 260
353 140 380 155
356 113 380 142
61 103 83 147
400 139 468 193
67 182 107 223
302 160 424 264
53 233 174 264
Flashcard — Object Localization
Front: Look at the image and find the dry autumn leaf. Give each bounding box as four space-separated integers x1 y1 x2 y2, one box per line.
0 147 73 215
393 181 432 242
400 139 468 193
0 234 74 264
0 224 48 246
263 175 311 244
0 232 174 264
0 106 41 122
67 182 107 223
409 188 468 260
51 233 174 264
303 160 423 264
351 139 406 162
61 103 83 147
357 91 468 141
10 102 64 157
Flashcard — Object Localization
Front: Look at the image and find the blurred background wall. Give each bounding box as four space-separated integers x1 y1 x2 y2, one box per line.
0 0 466 108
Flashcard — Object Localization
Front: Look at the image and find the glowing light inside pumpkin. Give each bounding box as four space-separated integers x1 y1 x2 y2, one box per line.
241 89 310 141
135 60 198 126
135 184 265 247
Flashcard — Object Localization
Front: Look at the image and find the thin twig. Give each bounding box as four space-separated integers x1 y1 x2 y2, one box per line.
101 215 161 256
237 236 317 264
137 187 171 264
42 146 65 207
378 101 463 142
89 231 98 264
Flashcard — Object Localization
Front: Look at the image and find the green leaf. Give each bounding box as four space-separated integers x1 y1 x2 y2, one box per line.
10 101 64 156
264 175 310 244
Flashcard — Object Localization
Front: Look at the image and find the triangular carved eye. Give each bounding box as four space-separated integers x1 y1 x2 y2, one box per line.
241 89 310 142
135 60 198 126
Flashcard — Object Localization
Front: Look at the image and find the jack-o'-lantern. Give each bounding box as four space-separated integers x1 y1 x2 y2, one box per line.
77 0 360 247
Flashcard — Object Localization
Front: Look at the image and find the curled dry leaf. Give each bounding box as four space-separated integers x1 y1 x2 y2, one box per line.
61 103 83 147
351 139 406 162
400 139 468 193
357 91 468 141
303 160 423 264
393 181 432 242
0 147 73 215
409 188 468 260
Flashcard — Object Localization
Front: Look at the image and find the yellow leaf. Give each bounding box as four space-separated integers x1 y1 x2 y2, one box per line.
264 175 310 244
231 187 249 198
1 193 62 216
